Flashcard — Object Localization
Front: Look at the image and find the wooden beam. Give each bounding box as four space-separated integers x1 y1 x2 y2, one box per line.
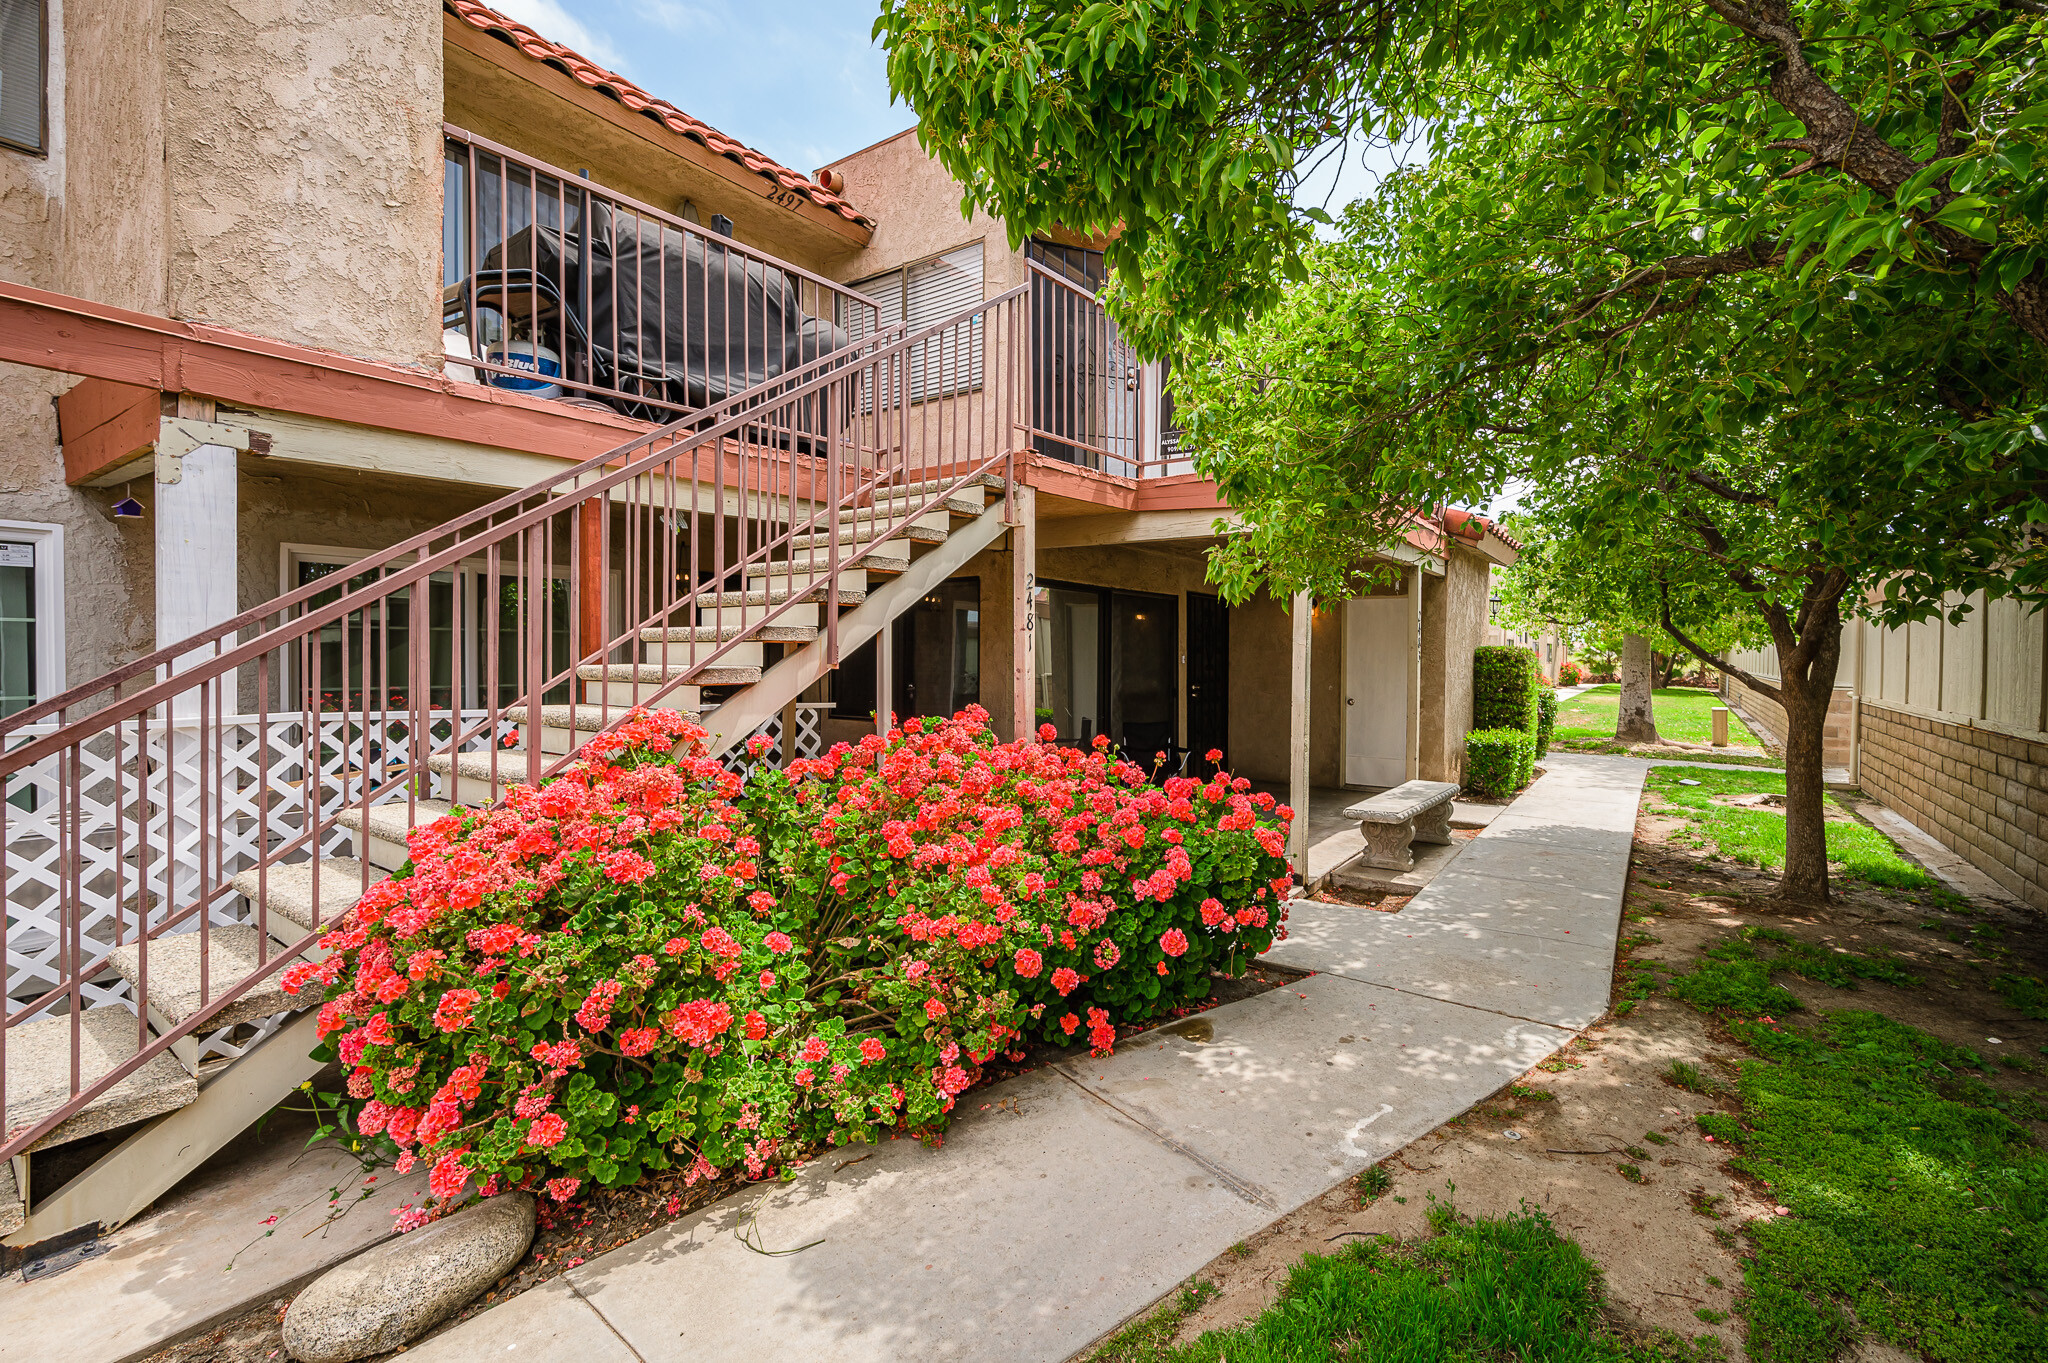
1021 455 1137 512
57 379 161 485
1133 473 1228 513
1 282 660 484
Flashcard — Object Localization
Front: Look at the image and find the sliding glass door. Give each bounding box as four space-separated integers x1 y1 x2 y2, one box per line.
1032 582 1179 767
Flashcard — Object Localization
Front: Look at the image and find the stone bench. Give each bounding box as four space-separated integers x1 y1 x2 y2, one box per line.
1342 779 1462 871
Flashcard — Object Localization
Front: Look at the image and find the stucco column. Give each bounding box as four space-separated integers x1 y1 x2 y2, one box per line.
1288 590 1311 873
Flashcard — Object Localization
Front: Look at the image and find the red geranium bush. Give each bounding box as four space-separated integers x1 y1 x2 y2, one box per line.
295 706 1291 1212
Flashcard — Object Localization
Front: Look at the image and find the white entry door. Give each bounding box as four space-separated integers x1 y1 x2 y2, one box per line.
1342 595 1411 788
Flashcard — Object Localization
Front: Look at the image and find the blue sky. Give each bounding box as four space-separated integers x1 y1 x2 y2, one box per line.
491 0 1415 214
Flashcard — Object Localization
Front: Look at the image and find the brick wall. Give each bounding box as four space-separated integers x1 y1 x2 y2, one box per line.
1718 676 1855 767
1857 703 2047 913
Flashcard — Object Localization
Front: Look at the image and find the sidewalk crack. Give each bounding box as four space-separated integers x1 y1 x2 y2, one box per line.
567 1276 650 1362
1051 1066 1279 1211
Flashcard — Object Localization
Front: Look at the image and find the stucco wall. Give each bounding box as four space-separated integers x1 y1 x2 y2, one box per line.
162 0 444 368
0 0 173 693
823 129 1022 295
1418 545 1488 783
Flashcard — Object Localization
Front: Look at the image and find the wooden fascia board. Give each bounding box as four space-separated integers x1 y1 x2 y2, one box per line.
1037 508 1240 549
442 15 871 251
0 282 668 484
1133 474 1226 513
1021 454 1136 511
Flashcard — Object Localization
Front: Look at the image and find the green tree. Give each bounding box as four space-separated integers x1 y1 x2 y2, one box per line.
1494 517 1760 745
880 0 2048 901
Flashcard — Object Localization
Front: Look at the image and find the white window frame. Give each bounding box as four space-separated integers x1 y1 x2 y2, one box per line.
0 519 64 706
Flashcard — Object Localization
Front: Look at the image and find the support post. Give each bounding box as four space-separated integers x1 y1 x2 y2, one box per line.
1406 566 1423 781
156 400 241 910
876 619 894 737
577 493 604 664
1009 484 1036 740
1288 590 1311 875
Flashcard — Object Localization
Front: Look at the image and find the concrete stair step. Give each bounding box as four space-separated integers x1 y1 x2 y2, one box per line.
230 856 386 937
850 488 986 519
637 623 819 645
790 519 946 553
530 703 702 754
105 926 307 1074
893 469 1006 497
576 664 742 707
106 925 301 1033
425 748 539 806
5 1008 198 1153
745 549 907 578
333 800 454 873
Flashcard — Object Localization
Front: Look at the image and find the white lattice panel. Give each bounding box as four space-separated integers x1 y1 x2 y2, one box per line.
4 711 512 1005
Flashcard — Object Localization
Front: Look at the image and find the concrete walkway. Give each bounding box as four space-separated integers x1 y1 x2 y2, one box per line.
413 755 1646 1363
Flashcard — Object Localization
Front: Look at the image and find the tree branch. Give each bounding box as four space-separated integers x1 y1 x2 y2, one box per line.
1660 582 1780 703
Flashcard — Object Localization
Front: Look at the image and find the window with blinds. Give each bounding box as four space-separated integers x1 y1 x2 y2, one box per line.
0 0 44 154
851 240 985 406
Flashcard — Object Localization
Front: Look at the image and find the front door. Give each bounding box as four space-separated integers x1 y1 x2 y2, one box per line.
1342 594 1411 788
1185 592 1228 776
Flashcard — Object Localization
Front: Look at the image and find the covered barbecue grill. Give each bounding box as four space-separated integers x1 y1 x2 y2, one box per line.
445 201 851 420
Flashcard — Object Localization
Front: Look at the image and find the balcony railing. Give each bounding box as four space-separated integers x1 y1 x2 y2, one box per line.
441 125 883 422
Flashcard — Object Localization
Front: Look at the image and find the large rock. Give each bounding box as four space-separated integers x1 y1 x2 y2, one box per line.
282 1191 536 1362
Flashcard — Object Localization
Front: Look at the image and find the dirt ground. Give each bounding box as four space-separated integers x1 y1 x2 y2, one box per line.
1137 804 2048 1361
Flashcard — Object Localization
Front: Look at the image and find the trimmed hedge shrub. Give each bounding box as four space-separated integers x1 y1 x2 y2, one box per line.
1473 646 1541 732
294 707 1293 1213
1465 728 1536 798
1535 686 1557 757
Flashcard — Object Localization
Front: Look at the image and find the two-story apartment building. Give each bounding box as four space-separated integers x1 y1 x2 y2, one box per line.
0 0 1511 1248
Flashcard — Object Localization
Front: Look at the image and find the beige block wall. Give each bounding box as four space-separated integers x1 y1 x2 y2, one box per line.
1857 704 2047 913
1719 673 1852 766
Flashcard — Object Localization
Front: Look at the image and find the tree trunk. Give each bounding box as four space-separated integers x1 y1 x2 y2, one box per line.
1616 633 1661 743
1774 608 1843 904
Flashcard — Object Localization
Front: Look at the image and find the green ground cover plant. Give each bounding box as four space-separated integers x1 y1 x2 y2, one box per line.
1644 770 1936 890
1665 928 1917 1017
1555 687 1763 749
1705 1010 2048 1363
1087 1204 1720 1363
1992 975 2048 1022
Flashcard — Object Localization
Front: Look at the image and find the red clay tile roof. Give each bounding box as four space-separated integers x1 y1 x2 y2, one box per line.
445 0 873 229
1440 507 1523 552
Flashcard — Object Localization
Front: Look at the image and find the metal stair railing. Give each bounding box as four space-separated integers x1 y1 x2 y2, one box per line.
0 283 1033 1158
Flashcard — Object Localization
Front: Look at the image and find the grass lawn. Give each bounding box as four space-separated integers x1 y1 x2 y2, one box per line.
1660 942 2048 1363
1089 1205 1715 1363
1644 768 1937 890
1556 685 1764 750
